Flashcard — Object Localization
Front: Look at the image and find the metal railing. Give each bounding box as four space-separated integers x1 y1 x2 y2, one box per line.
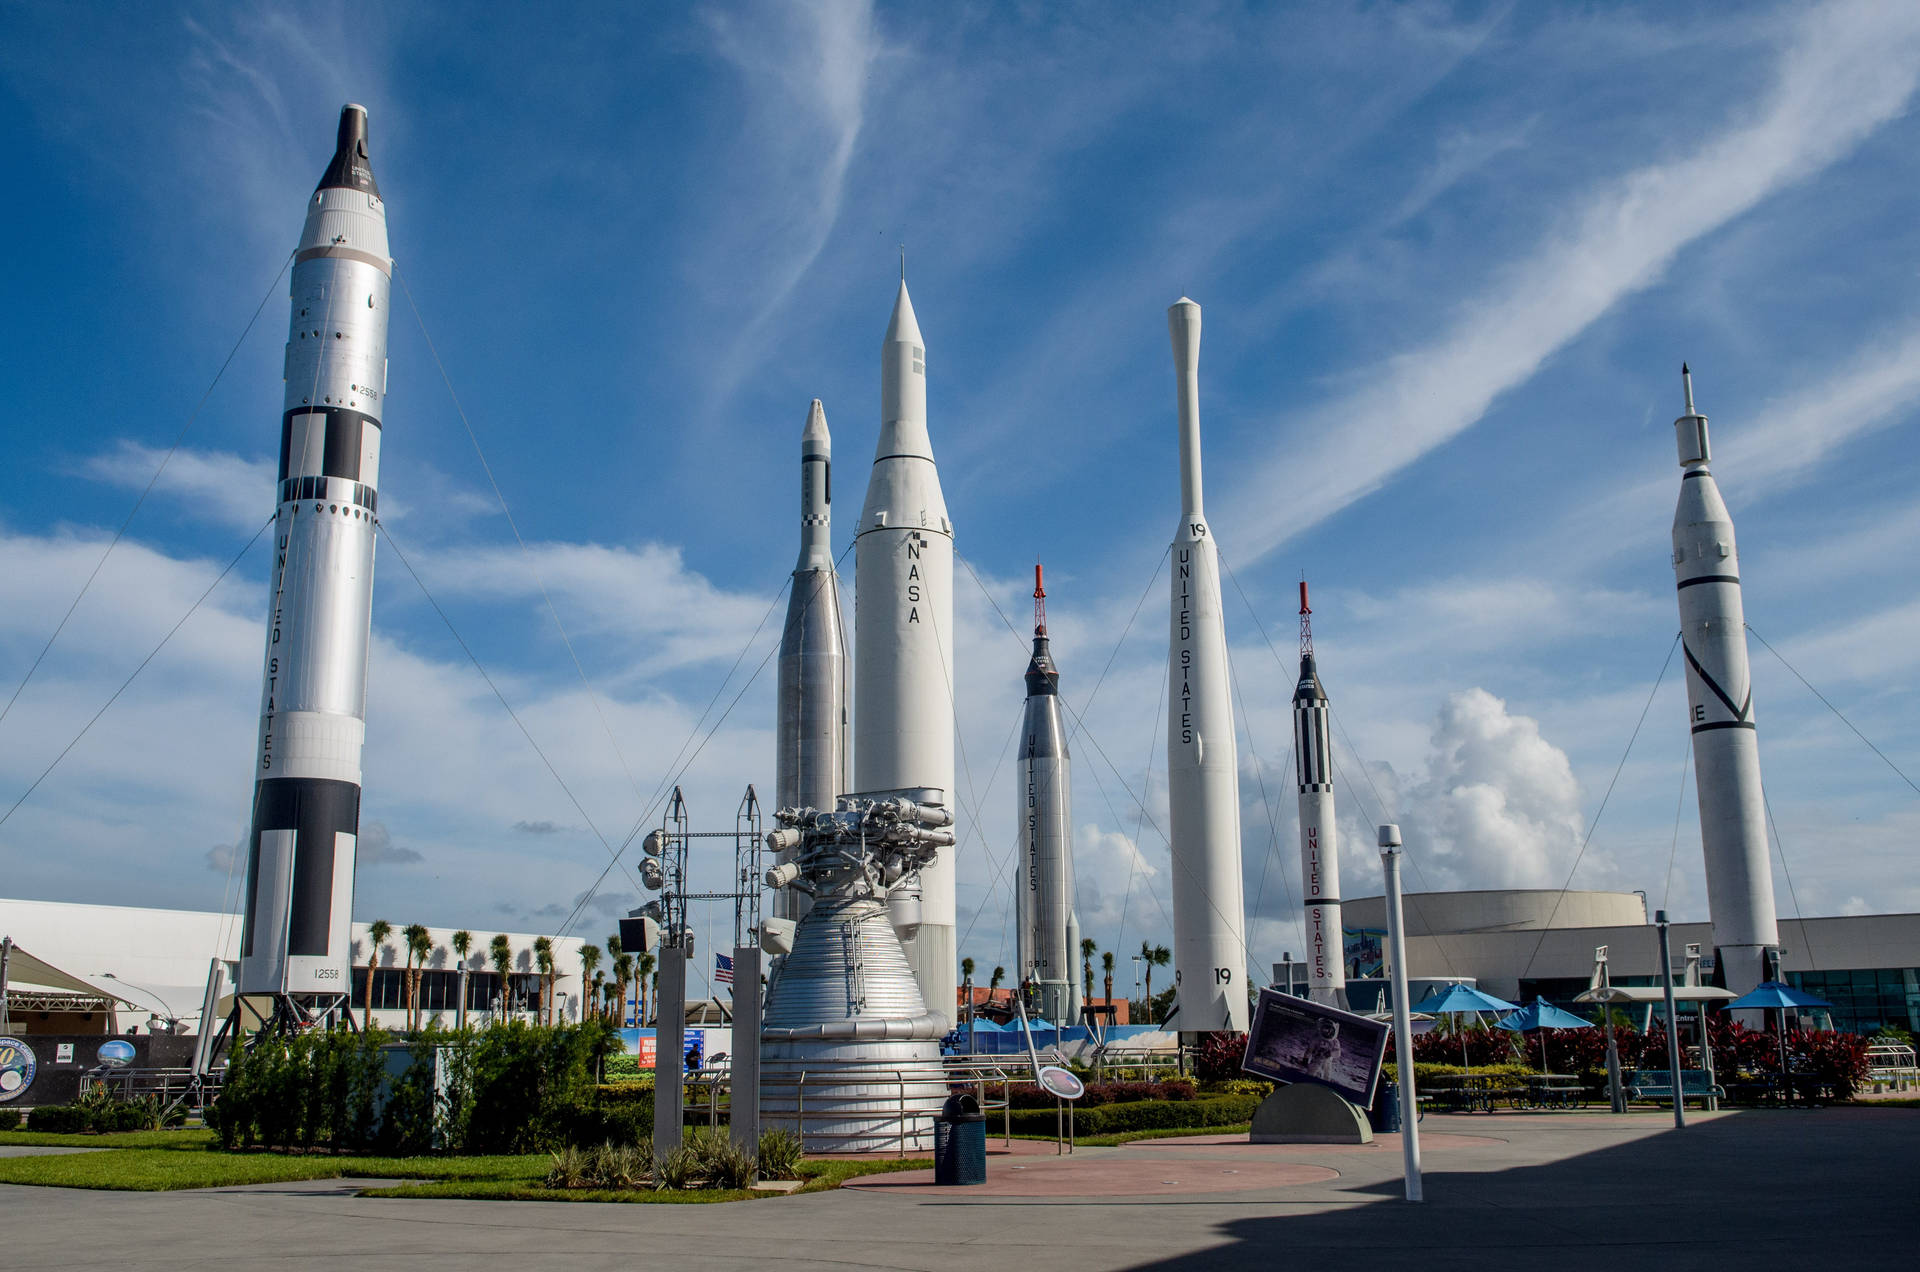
755 1059 948 1157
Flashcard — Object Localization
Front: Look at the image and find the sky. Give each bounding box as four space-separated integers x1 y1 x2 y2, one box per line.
3 1 1919 996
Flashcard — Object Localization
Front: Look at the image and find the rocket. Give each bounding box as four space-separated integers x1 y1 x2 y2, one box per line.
774 400 848 926
854 280 956 1024
1292 581 1347 1008
1671 365 1779 997
1016 564 1081 1025
1165 297 1249 1034
236 105 391 1017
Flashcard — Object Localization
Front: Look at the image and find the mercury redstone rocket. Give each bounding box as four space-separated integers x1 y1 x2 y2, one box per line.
774 400 848 927
1016 565 1081 1025
1672 365 1779 997
236 105 390 1026
1292 581 1347 1008
854 280 956 1023
1165 297 1249 1034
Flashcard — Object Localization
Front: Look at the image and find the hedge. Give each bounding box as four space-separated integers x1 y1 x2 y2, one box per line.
1006 1093 1260 1137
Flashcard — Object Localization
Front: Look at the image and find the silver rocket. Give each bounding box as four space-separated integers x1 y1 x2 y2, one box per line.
1292 581 1347 1008
854 280 956 1024
1671 365 1779 997
1016 565 1081 1025
237 105 391 1015
774 400 848 925
1165 297 1249 1034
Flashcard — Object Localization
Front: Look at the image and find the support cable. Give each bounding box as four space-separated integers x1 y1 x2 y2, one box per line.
1745 623 1919 797
0 253 293 732
0 516 273 833
1660 737 1693 914
1519 633 1681 982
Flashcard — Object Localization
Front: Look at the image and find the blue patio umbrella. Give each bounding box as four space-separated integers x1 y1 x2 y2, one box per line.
1410 985 1519 1072
1728 982 1836 1080
1496 999 1592 1073
1726 981 1834 1011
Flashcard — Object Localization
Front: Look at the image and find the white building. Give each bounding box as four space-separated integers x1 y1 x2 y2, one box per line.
0 897 590 1035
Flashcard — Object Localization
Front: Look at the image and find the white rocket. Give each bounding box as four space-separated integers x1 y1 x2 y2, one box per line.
236 106 390 1021
774 400 848 926
854 280 956 1024
1671 365 1779 997
1016 564 1081 1025
1292 580 1347 1007
1165 297 1249 1034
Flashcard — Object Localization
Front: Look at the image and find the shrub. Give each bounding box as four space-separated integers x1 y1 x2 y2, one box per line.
1006 1078 1196 1109
0 1109 21 1130
1193 1032 1247 1084
687 1128 756 1189
653 1144 699 1190
1007 1093 1260 1137
27 1105 91 1134
757 1128 803 1180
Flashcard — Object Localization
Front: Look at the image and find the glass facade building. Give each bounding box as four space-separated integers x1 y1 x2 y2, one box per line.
1788 968 1920 1035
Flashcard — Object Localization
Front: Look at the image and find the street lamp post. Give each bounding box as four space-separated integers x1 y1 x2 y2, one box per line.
1379 824 1422 1203
1656 910 1686 1130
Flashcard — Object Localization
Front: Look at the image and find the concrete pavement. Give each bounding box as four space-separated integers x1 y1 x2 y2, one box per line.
2 1108 1913 1270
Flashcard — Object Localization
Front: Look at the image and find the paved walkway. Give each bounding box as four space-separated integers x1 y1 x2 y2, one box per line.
3 1108 1914 1270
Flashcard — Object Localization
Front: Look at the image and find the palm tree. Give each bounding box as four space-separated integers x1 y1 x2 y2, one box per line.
960 956 976 1020
613 952 635 1026
451 931 473 1030
363 919 392 1031
590 970 605 1021
600 981 617 1019
1101 951 1116 1013
1080 937 1098 1005
989 964 1005 1012
579 944 603 1022
402 924 432 1031
488 934 514 1022
532 936 555 1025
1143 943 1171 1024
636 950 657 1025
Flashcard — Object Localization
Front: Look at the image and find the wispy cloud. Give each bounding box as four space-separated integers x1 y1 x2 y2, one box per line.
1221 1 1920 562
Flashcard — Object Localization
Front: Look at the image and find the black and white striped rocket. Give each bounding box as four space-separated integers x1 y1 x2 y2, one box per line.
1291 581 1347 1008
236 105 390 1008
1671 366 1779 997
1015 565 1080 1025
774 400 848 926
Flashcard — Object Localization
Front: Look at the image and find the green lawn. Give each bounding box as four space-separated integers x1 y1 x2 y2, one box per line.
0 1141 924 1201
0 1128 216 1150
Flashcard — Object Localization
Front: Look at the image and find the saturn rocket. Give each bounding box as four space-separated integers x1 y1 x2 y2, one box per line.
1292 581 1347 1007
855 280 956 1023
1671 366 1779 997
1016 565 1081 1024
1165 298 1249 1034
774 400 848 926
236 105 390 1014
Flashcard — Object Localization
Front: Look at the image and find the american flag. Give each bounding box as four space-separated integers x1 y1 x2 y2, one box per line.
715 953 734 985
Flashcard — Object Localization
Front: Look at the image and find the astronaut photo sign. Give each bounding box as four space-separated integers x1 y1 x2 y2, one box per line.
1240 987 1389 1106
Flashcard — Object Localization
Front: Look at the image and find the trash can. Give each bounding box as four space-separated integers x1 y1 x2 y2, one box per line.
1370 1080 1402 1133
932 1092 987 1186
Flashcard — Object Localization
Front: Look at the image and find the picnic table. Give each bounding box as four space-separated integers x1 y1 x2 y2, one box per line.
1524 1073 1584 1107
1424 1072 1525 1112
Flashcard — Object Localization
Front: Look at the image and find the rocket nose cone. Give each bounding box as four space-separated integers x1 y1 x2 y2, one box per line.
885 279 923 345
317 103 380 197
803 398 830 443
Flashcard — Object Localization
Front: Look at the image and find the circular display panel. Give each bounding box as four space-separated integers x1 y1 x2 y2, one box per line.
1037 1064 1085 1101
0 1038 37 1101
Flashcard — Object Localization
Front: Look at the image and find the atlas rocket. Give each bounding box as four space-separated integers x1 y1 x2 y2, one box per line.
1165 297 1249 1034
855 280 956 1023
1016 565 1081 1024
1292 581 1347 1007
236 105 390 1016
1671 365 1779 997
774 400 848 925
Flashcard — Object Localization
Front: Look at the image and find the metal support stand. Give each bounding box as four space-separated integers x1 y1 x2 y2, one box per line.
1656 910 1686 1130
730 943 762 1171
653 945 688 1161
1380 825 1422 1203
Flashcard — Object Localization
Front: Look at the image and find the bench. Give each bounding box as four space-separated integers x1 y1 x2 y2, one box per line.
1625 1069 1723 1107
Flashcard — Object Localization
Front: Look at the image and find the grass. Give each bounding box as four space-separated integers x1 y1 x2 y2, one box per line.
0 1140 925 1202
1010 1123 1255 1148
0 1147 546 1192
0 1127 216 1150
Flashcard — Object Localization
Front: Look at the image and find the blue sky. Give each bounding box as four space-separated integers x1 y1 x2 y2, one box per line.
3 2 1918 989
